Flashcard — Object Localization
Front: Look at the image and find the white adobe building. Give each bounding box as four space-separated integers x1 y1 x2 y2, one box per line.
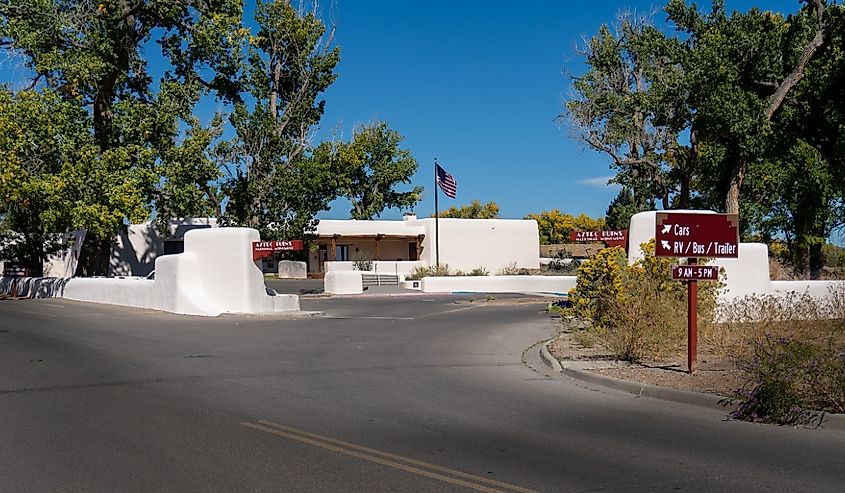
14 215 539 278
109 214 540 277
309 214 540 276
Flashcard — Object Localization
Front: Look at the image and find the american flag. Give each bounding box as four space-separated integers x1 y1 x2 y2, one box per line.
436 163 457 199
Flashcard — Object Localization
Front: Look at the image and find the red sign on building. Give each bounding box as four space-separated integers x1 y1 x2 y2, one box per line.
252 240 305 260
671 264 720 281
3 262 29 277
569 230 627 248
655 213 739 258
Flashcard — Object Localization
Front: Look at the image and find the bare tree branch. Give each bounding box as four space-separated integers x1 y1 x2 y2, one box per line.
763 0 826 121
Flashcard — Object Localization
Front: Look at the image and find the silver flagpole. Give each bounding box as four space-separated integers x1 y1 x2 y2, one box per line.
434 157 440 268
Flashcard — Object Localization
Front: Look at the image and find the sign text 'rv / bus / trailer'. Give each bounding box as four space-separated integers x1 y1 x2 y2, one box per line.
655 213 739 258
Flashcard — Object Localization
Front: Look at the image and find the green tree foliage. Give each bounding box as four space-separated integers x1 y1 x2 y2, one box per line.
328 121 422 220
667 0 830 215
0 0 244 274
568 1 845 278
564 12 691 210
523 210 606 245
605 187 643 231
217 0 343 240
436 200 500 219
0 90 89 275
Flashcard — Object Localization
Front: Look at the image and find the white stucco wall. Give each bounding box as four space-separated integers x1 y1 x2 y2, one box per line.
711 243 772 301
420 275 575 295
325 261 424 275
324 271 363 294
626 210 845 305
418 218 540 273
62 227 300 316
110 223 164 277
109 218 219 277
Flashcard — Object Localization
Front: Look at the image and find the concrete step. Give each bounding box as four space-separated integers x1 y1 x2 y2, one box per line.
361 274 399 287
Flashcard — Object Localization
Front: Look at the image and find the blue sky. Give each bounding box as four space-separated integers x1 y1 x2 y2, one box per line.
1 0 800 221
313 0 799 220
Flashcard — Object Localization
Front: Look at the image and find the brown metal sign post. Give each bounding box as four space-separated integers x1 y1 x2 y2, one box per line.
655 213 739 374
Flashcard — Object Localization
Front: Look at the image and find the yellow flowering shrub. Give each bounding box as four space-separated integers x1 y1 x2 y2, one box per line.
566 245 627 322
567 240 722 362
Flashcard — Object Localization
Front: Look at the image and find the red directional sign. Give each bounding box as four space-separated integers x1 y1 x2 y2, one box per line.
655 213 739 258
671 264 720 281
252 240 305 260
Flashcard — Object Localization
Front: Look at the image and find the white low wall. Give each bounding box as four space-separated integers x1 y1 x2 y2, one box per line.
277 260 307 279
63 277 158 310
0 277 70 298
420 275 576 295
324 271 363 294
325 261 424 276
713 243 773 302
771 280 844 299
3 228 301 316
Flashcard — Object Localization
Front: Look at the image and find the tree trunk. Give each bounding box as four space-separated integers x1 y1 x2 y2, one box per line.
724 2 825 214
26 236 45 277
75 236 112 277
724 159 745 214
809 242 824 280
679 174 690 209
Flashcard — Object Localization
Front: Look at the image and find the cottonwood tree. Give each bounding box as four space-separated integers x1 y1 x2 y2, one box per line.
564 11 692 210
0 0 243 274
666 0 831 215
327 121 421 220
739 4 845 276
218 0 343 240
436 200 500 219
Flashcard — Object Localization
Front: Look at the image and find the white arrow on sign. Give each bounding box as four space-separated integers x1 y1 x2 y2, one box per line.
661 224 672 234
661 240 671 250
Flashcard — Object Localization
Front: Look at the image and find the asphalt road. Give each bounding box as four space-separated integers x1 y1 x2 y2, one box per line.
0 295 843 492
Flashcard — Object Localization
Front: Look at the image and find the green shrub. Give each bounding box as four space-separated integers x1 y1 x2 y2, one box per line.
469 267 489 276
565 241 720 362
731 334 845 425
352 252 373 271
720 288 845 424
405 264 451 280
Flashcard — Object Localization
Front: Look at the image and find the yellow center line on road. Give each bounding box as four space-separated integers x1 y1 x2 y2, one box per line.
241 420 538 493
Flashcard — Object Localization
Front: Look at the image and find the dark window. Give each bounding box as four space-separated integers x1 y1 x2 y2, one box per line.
163 240 184 255
409 242 418 261
336 245 349 261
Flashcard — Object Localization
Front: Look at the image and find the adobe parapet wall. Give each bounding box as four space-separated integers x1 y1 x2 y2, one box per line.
2 228 300 316
628 210 845 304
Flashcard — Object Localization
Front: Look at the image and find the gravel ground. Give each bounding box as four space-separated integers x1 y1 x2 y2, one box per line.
547 316 746 397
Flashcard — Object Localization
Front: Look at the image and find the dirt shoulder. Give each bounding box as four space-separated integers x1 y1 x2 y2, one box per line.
546 315 745 398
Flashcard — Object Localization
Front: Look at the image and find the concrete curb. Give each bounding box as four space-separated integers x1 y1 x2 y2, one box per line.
219 310 324 319
539 341 845 431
